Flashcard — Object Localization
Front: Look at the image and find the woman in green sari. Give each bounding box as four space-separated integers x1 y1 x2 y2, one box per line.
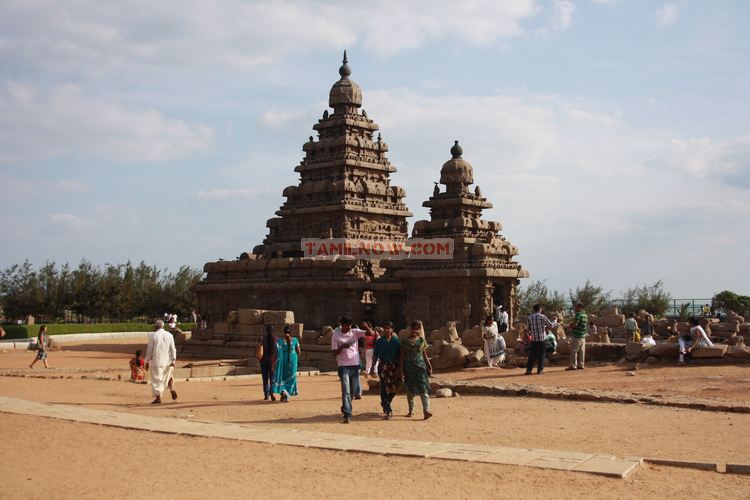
272 325 301 402
400 321 433 420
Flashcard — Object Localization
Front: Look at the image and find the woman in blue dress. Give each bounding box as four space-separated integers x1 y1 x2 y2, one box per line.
272 325 301 402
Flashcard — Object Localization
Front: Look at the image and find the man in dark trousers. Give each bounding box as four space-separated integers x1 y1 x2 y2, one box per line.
525 304 557 375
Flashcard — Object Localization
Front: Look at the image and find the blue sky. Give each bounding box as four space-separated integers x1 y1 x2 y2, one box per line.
1 0 748 298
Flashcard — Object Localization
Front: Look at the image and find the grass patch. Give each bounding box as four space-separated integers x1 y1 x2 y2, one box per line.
1 323 196 340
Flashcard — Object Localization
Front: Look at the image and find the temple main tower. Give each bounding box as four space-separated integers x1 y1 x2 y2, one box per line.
259 51 412 257
192 52 414 331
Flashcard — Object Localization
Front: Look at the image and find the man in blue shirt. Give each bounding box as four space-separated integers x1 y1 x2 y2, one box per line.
370 320 401 419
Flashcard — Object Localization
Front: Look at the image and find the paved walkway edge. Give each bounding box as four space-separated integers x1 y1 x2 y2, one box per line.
0 396 639 479
429 378 750 414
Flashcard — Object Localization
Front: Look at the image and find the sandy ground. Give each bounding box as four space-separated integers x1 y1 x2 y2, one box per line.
3 413 749 500
2 340 750 498
448 364 750 403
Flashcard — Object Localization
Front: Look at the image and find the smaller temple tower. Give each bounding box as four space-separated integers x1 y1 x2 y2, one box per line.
386 141 529 331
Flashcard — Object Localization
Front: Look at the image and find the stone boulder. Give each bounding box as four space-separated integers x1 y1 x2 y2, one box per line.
502 328 521 348
237 309 264 325
430 321 461 344
465 349 483 368
302 330 321 344
711 321 740 339
316 326 334 345
430 343 470 370
739 323 750 340
728 336 745 347
648 342 680 358
726 311 746 323
726 345 750 359
637 309 654 321
435 388 453 398
625 342 648 361
594 309 626 328
227 310 238 323
428 339 449 355
691 344 728 359
460 325 483 347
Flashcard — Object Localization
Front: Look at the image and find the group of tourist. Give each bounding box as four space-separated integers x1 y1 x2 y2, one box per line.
331 317 432 423
26 303 720 412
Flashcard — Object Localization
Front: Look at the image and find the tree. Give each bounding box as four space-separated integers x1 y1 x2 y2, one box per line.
69 260 102 321
0 260 43 318
712 290 750 318
0 260 203 323
517 280 566 318
568 280 611 315
620 280 671 318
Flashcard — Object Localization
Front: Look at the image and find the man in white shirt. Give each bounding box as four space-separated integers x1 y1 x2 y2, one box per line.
145 320 177 404
497 305 509 333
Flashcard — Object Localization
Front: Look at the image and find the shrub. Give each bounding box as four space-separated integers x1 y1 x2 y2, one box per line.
568 280 611 315
619 280 671 318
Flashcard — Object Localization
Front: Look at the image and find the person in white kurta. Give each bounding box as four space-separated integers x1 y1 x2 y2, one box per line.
145 320 177 403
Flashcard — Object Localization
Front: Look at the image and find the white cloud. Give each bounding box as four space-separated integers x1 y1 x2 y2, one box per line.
57 180 89 193
660 135 750 182
197 188 270 200
655 4 680 26
0 175 89 195
548 0 576 31
259 109 314 129
0 0 565 76
49 212 90 231
0 82 214 163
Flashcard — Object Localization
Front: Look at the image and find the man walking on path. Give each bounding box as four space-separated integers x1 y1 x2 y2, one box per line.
566 303 588 371
525 305 557 375
332 317 374 423
145 320 177 404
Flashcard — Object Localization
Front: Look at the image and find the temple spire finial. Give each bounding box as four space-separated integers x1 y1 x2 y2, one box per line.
451 140 463 159
339 49 351 79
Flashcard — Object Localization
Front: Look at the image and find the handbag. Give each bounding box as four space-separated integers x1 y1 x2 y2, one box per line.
255 342 264 361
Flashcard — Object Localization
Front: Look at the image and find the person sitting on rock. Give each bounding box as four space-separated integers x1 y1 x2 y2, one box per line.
482 315 505 367
679 318 714 365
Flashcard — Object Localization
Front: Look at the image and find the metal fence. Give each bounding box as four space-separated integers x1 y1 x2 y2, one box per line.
608 299 713 318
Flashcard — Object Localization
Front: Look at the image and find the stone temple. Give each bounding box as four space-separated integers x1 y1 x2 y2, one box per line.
191 52 528 348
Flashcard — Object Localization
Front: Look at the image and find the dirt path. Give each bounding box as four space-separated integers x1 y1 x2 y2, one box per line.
1 373 748 464
3 413 749 500
2 339 750 498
